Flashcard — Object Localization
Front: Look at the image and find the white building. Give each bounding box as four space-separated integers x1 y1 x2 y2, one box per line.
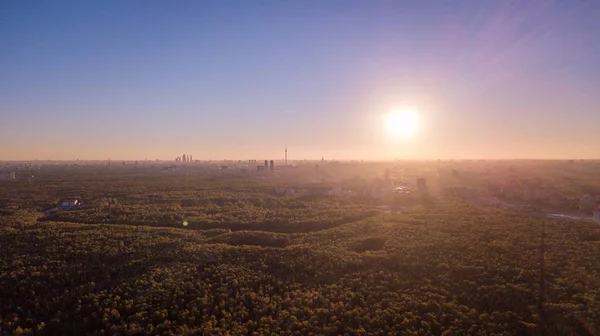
331 183 342 195
306 187 332 196
0 172 16 180
275 187 296 195
59 199 80 209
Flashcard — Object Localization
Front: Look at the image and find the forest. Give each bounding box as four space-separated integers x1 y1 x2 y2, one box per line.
1 161 600 335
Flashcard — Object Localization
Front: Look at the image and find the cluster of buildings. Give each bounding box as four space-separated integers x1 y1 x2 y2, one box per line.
439 169 600 224
0 172 16 180
173 146 292 172
273 176 427 199
210 158 291 175
256 160 276 172
175 154 194 163
42 198 82 216
59 199 81 209
581 194 600 224
275 181 344 196
545 198 600 224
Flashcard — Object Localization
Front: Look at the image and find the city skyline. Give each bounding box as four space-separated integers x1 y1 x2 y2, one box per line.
2 1 600 160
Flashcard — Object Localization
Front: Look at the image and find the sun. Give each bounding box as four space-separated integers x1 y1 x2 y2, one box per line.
384 108 420 140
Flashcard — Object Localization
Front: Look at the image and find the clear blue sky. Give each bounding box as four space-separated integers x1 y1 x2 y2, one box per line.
2 0 600 160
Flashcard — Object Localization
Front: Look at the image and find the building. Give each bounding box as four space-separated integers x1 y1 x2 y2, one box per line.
580 194 596 211
392 186 411 195
307 187 332 196
416 178 427 193
269 160 274 172
374 205 391 214
594 206 600 224
59 199 81 209
0 172 16 180
275 187 295 195
331 182 342 195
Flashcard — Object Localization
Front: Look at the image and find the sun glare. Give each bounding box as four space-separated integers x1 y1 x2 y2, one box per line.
384 108 420 140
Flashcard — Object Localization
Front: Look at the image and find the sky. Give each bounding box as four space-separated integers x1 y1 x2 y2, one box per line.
2 0 600 161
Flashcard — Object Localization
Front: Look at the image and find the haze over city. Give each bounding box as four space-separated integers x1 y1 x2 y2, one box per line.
5 2 600 334
2 0 600 160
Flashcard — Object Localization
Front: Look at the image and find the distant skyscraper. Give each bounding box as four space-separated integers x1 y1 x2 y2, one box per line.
285 145 288 167
269 160 274 172
594 206 600 224
264 160 268 170
182 154 187 163
190 155 193 163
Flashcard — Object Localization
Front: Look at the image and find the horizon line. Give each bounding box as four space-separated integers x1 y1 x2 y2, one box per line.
1 158 599 162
